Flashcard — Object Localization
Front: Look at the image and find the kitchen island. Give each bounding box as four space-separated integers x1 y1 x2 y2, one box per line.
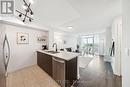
37 50 80 87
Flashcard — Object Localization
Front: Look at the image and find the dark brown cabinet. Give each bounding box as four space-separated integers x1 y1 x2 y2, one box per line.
65 57 77 87
37 52 77 87
37 52 52 76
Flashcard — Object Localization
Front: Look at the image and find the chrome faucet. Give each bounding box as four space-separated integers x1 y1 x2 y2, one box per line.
52 43 58 52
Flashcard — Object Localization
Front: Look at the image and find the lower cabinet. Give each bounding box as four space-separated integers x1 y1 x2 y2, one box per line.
65 57 77 87
37 52 77 87
37 52 52 76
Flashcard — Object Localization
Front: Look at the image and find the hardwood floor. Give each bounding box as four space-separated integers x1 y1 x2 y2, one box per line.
7 57 121 87
74 56 122 87
7 65 60 87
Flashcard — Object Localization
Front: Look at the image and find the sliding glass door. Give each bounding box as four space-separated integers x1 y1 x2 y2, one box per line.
87 37 94 55
80 34 99 56
81 35 94 56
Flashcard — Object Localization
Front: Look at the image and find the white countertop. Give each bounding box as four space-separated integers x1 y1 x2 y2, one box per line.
37 50 80 61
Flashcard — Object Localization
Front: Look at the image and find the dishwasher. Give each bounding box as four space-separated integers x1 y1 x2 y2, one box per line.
52 57 65 87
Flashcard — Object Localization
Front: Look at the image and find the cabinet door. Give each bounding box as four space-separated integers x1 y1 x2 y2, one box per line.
66 57 77 87
37 52 52 76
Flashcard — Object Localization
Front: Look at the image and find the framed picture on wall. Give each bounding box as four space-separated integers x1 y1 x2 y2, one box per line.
17 32 29 44
37 36 47 44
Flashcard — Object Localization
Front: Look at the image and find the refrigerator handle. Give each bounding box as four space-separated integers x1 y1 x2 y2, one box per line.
3 35 6 71
3 34 10 73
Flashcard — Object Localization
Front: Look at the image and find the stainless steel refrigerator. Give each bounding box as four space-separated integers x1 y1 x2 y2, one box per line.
0 24 10 87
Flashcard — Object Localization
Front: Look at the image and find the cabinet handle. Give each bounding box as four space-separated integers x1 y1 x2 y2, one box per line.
52 58 65 63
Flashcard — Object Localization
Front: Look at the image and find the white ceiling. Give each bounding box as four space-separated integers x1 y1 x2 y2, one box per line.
15 0 121 33
60 0 122 33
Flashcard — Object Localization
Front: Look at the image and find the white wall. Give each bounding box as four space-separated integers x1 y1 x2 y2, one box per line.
105 27 112 56
48 29 54 49
111 17 122 76
4 24 48 72
122 0 130 87
99 31 106 55
66 36 77 50
99 27 112 56
99 27 112 55
54 32 78 50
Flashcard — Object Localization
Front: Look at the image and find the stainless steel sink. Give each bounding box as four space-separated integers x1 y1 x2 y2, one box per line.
45 51 60 54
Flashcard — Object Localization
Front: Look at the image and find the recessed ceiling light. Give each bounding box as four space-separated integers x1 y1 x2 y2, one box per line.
68 26 73 29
